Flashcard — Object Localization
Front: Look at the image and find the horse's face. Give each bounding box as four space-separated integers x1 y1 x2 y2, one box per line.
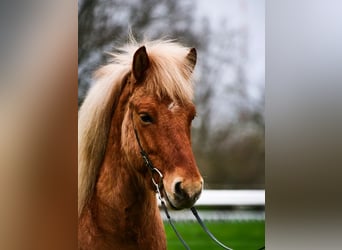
130 93 203 209
122 46 203 209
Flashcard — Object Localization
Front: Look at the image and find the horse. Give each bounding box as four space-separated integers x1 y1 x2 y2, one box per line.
78 39 203 250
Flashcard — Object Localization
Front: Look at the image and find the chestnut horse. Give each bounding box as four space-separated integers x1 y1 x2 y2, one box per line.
78 40 203 249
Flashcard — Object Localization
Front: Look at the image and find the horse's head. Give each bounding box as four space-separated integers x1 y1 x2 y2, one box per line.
122 44 203 209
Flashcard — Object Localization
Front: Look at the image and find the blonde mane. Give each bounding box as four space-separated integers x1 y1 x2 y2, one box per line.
78 40 196 217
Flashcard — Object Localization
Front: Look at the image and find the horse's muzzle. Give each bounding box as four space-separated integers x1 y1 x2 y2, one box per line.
164 178 203 210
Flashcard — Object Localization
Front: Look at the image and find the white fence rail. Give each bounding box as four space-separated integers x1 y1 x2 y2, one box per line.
158 189 265 207
159 190 265 221
196 189 265 206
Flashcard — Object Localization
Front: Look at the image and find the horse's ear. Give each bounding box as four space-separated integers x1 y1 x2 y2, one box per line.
186 48 197 72
132 46 150 82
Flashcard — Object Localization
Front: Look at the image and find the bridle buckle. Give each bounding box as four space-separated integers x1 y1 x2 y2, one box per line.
151 167 163 192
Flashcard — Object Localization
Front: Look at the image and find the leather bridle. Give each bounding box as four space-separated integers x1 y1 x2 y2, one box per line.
131 111 264 250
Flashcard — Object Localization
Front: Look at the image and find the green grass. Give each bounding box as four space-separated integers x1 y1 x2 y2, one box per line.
164 220 265 250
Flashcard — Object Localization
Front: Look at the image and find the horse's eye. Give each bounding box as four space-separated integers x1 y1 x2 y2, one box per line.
139 113 153 123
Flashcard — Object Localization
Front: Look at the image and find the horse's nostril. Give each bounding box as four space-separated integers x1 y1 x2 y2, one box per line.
174 181 186 199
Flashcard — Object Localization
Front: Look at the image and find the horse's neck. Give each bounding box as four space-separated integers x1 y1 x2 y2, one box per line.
79 105 166 249
95 154 164 243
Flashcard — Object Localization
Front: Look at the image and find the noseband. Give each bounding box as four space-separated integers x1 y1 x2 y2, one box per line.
131 112 264 250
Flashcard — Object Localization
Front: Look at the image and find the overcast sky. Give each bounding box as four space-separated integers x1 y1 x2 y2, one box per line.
195 0 265 102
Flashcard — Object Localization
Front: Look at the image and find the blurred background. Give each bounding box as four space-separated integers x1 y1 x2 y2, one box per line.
78 0 265 190
2 0 342 249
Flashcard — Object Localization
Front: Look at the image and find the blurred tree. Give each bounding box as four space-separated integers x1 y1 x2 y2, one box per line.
78 0 265 189
192 20 265 189
78 0 202 106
